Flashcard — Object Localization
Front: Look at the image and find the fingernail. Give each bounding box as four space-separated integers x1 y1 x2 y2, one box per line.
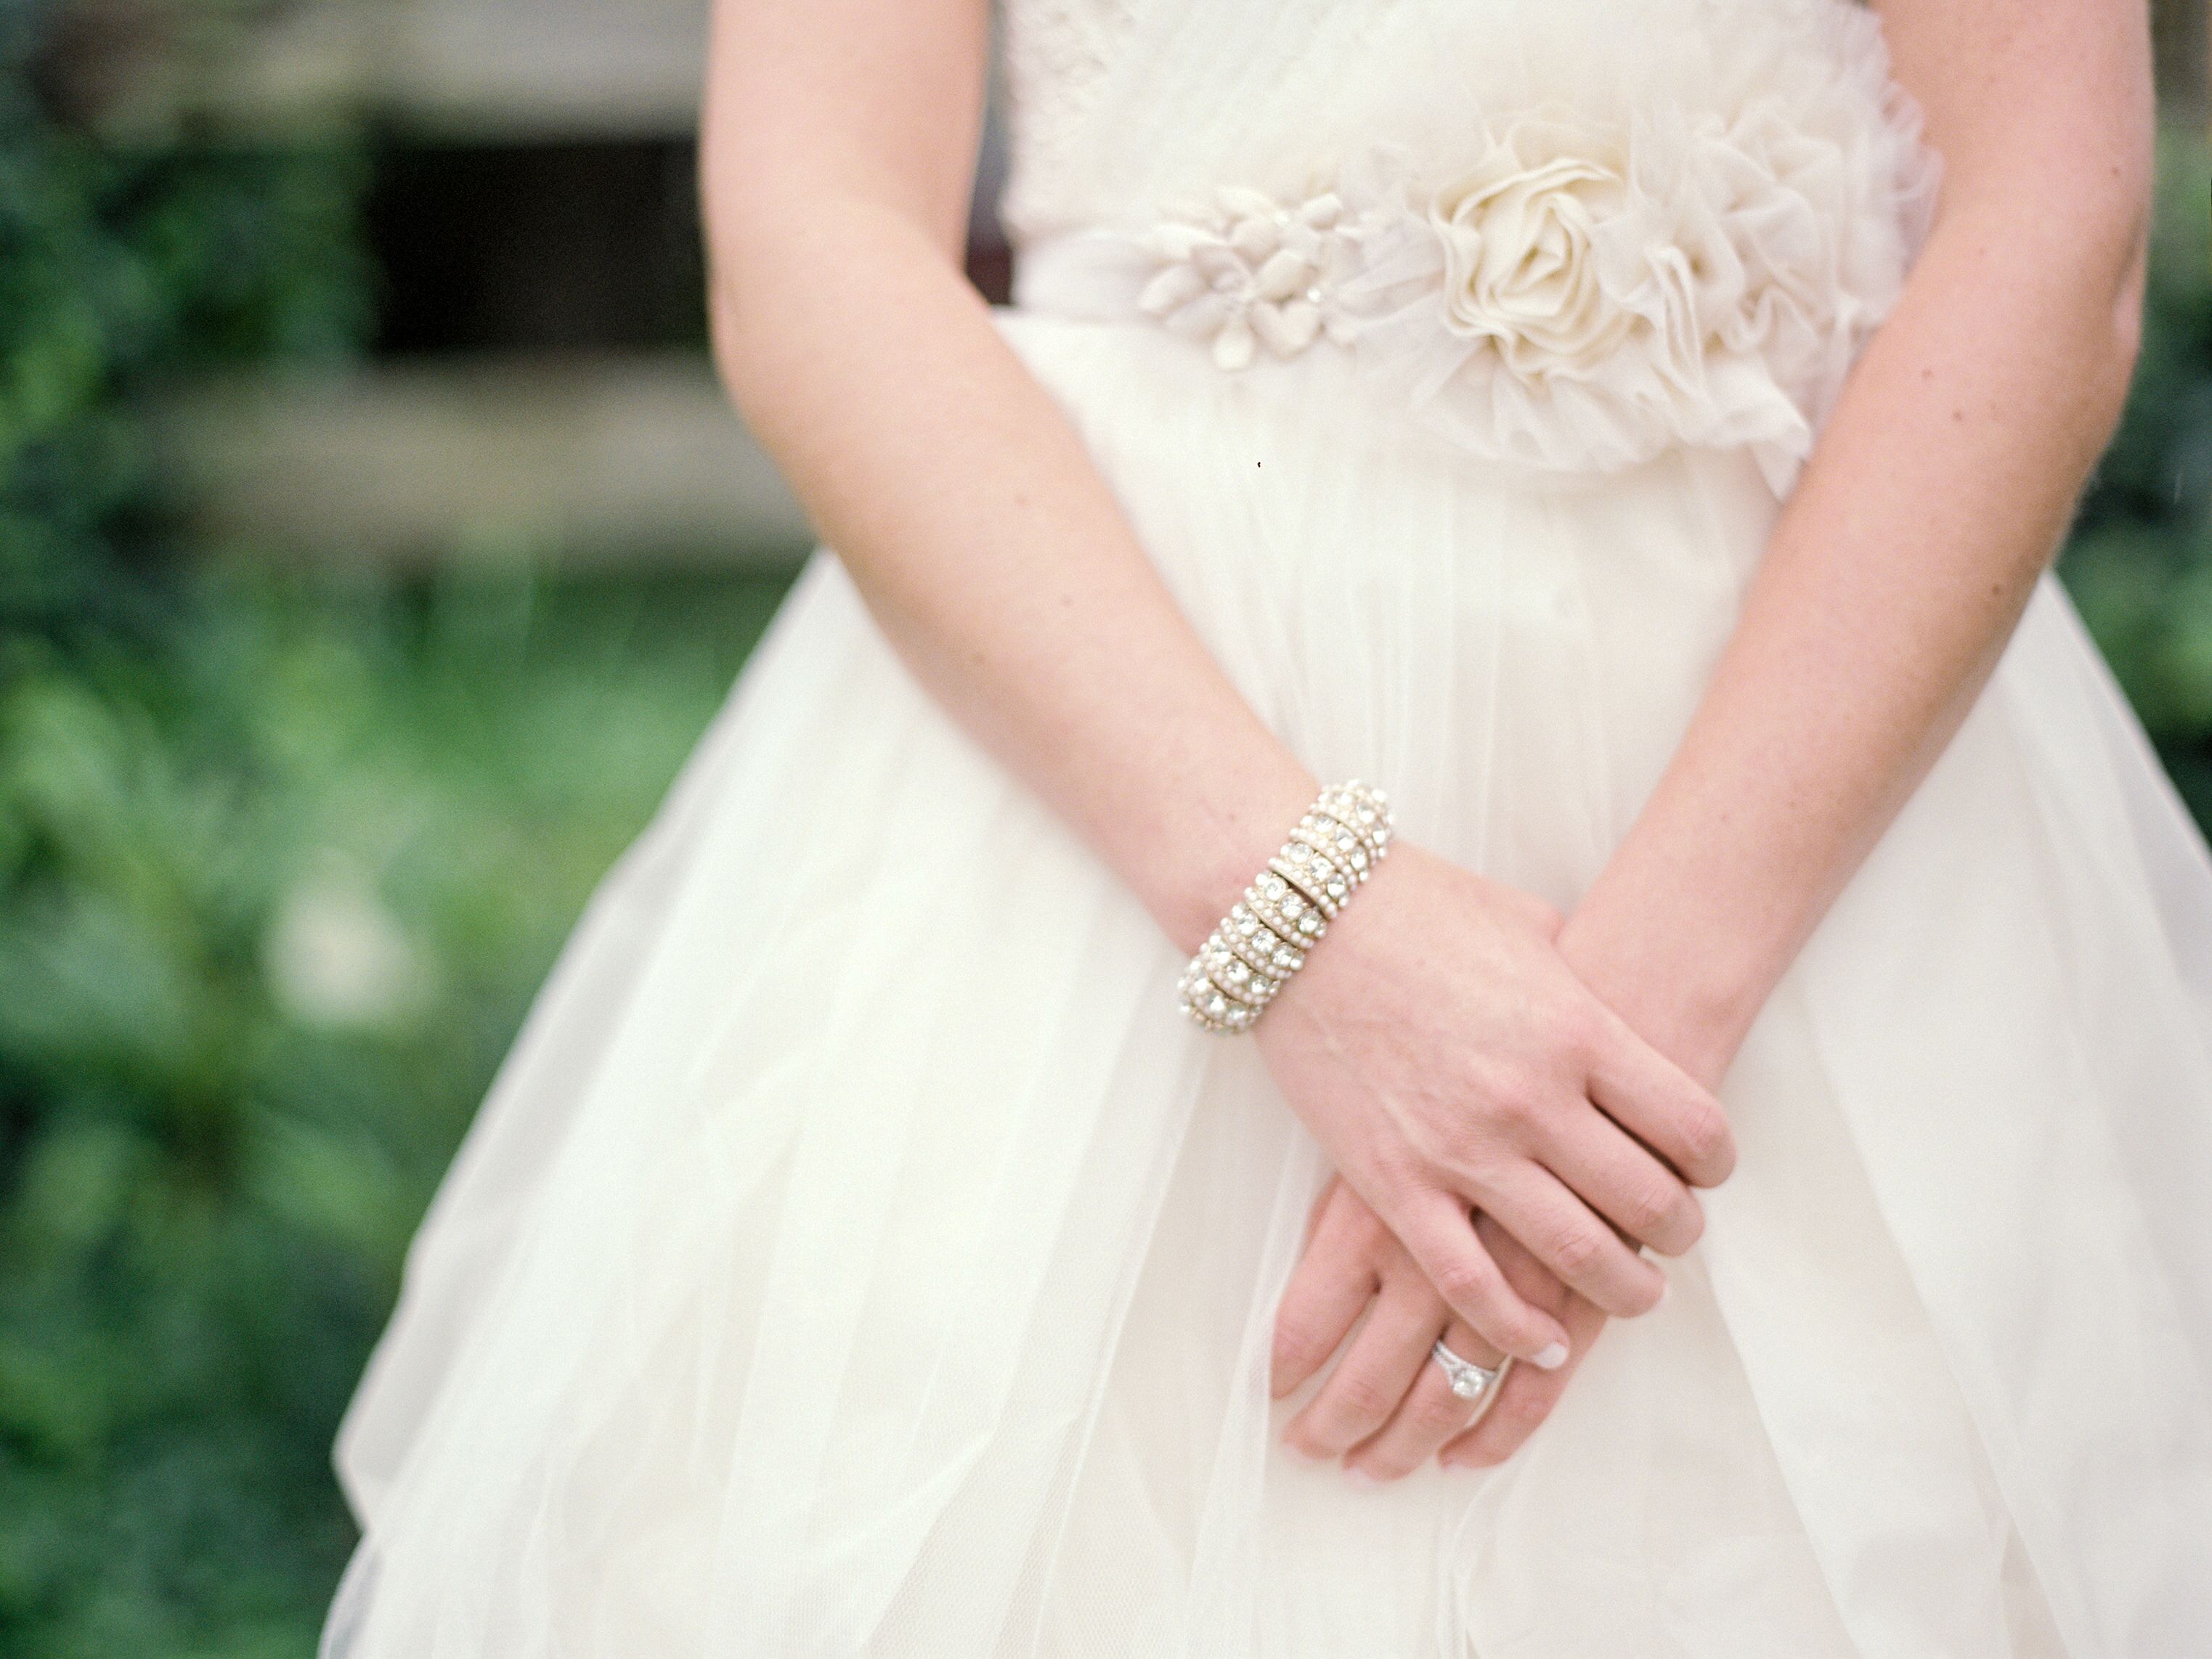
1283 1438 1327 1462
1344 1464 1383 1485
1532 1341 1570 1370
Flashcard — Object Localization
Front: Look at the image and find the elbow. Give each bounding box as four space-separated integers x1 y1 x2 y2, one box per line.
2073 163 2153 425
702 174 953 412
706 280 780 433
2081 138 2152 399
2106 227 2148 399
1935 150 2150 431
2078 215 2148 447
2027 184 2150 441
702 176 842 423
702 184 792 401
704 254 765 407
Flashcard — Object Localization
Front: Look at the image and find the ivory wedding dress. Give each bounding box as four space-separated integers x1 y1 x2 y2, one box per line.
322 1 2212 1654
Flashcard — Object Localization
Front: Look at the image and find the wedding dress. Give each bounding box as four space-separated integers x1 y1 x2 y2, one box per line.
320 1 2212 1653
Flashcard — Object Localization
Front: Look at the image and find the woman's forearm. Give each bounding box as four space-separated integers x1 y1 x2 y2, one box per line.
1556 92 2150 1083
702 17 1313 955
702 4 1743 1366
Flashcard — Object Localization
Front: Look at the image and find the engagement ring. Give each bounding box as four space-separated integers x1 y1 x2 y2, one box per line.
1431 1340 1505 1403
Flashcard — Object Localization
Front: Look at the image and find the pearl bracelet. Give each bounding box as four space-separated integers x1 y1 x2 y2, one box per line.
1178 781 1394 1035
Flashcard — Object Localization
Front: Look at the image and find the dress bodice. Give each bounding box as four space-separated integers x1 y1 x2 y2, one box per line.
996 0 1937 488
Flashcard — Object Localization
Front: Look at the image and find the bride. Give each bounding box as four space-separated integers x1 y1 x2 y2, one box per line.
322 0 2211 1653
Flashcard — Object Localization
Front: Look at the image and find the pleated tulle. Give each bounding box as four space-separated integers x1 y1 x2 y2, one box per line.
320 309 2212 1657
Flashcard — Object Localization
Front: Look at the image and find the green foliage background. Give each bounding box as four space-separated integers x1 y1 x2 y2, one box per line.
0 11 790 1654
2062 134 2212 823
0 3 2208 1652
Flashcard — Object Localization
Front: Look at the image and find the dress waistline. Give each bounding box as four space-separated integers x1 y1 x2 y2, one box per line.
1011 232 1162 328
997 125 1916 497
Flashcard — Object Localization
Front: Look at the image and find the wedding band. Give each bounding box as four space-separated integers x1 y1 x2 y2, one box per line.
1431 1339 1507 1403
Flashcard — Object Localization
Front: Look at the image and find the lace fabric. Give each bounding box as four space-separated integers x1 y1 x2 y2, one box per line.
996 0 1150 240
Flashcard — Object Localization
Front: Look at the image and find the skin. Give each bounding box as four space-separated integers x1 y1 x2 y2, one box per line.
1275 0 2154 1479
702 0 1733 1376
702 0 2150 1483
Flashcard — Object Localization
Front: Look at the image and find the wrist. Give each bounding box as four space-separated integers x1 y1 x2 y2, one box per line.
1555 886 1778 1089
1138 757 1322 957
1177 780 1397 1034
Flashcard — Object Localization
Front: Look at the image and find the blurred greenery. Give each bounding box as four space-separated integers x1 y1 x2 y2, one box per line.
2062 133 2212 823
0 7 793 1654
0 10 372 640
1 0 2211 1645
0 566 787 1658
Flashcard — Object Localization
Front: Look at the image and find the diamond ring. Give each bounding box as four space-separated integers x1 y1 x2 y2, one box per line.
1431 1339 1506 1403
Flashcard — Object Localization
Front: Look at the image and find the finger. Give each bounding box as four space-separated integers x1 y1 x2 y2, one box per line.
1441 1216 1603 1469
1297 1173 1338 1248
1440 1292 1606 1467
1272 1190 1384 1399
1394 1194 1571 1366
1345 1316 1505 1482
1543 1109 1704 1258
1586 1011 1736 1187
1481 1165 1667 1318
1284 1284 1439 1460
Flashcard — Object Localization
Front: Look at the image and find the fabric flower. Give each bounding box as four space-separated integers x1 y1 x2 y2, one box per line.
1137 186 1360 370
1428 126 1636 378
1097 0 1935 491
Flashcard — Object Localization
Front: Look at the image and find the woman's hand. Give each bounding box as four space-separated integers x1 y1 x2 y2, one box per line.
1253 843 1733 1366
1272 1178 1607 1477
1273 884 1755 1477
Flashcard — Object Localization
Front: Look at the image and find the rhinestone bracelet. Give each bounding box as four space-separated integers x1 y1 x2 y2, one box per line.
1178 781 1394 1035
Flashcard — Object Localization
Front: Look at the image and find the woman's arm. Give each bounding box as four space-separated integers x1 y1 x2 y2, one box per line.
1560 0 2152 1082
1274 0 2152 1480
1424 0 2155 1472
700 0 1733 1363
701 0 1309 953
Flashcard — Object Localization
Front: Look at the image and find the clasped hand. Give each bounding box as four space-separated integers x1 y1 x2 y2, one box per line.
1251 841 1736 1479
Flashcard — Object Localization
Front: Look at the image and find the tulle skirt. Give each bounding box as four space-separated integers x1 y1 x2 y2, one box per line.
321 310 2212 1658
